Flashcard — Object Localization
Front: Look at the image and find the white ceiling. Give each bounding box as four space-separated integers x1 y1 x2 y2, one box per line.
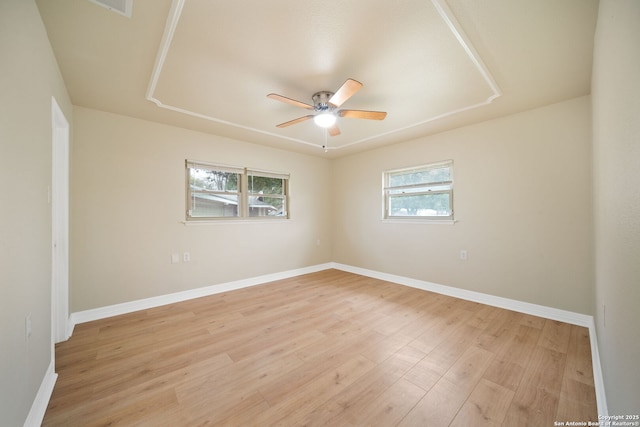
36 0 599 157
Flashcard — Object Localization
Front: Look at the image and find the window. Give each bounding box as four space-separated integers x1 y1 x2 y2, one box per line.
383 161 453 220
247 170 288 217
186 160 289 220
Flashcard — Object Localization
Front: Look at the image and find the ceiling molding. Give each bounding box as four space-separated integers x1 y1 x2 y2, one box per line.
146 0 501 152
432 0 501 102
145 0 320 150
339 0 503 152
146 0 184 107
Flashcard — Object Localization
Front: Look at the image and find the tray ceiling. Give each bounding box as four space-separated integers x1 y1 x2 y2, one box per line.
36 0 599 157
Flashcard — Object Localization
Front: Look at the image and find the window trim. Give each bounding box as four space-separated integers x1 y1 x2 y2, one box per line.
383 160 454 221
186 160 290 221
246 168 290 218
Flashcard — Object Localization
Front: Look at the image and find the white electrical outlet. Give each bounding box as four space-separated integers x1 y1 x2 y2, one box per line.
183 252 190 262
460 250 468 261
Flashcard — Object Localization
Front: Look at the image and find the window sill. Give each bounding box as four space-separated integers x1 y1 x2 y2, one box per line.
381 218 457 225
180 218 290 225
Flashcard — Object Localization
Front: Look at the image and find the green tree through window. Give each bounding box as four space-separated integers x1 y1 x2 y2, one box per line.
186 160 289 220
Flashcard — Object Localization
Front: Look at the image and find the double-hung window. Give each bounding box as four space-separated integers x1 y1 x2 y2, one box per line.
247 169 288 217
186 161 243 219
383 160 453 221
186 160 289 220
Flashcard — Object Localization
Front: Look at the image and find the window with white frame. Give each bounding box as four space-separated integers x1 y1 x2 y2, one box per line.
247 169 288 217
383 161 453 220
186 160 289 220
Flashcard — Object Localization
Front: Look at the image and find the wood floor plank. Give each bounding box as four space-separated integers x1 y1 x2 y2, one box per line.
359 332 414 364
43 269 597 426
482 324 541 391
252 355 377 426
407 307 477 355
556 376 598 423
183 391 267 426
358 378 427 427
44 374 182 426
556 325 598 422
502 346 567 426
465 305 505 330
482 359 525 393
302 345 426 426
538 319 573 353
495 324 542 363
473 309 521 355
442 345 495 393
210 399 271 427
398 377 467 427
86 389 180 427
412 323 485 378
399 346 495 427
564 325 595 385
258 332 383 406
516 312 547 330
174 351 303 411
449 378 514 427
45 346 234 420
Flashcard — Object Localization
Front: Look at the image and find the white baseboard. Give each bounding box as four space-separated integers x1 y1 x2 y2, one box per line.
587 318 609 417
69 263 332 327
331 263 592 326
67 261 607 417
23 361 57 427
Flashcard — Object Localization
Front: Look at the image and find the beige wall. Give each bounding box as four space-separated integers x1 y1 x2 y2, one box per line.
71 107 332 311
0 0 73 425
332 96 593 314
592 0 640 414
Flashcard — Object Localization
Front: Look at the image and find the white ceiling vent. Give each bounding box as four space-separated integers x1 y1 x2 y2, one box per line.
88 0 132 18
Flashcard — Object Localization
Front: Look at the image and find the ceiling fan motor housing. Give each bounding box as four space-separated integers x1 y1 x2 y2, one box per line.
312 91 335 111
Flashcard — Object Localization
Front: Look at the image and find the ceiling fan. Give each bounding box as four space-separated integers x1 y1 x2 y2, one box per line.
267 78 387 137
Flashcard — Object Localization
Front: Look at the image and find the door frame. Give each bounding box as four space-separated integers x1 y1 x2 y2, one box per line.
51 97 70 345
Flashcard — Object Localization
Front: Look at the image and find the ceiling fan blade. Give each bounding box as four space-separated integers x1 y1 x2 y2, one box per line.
276 115 314 128
328 78 363 107
338 110 387 120
328 123 341 137
267 93 314 110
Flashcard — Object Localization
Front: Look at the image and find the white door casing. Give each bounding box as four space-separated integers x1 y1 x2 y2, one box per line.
51 97 70 345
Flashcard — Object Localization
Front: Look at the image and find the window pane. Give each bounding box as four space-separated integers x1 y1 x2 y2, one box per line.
189 168 238 192
248 195 286 217
389 166 451 187
248 175 284 195
389 193 451 217
189 192 239 217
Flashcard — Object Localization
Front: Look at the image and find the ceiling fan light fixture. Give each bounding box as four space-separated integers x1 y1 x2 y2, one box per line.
268 79 385 138
313 112 336 128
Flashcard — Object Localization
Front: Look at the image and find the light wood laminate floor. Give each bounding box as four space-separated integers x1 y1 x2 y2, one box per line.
43 269 597 426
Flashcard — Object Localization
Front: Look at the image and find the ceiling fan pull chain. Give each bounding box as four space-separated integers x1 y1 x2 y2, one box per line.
323 128 328 153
